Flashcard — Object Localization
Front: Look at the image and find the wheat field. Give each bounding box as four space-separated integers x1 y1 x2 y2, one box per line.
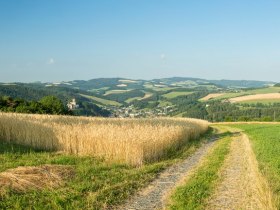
229 93 280 103
0 113 208 166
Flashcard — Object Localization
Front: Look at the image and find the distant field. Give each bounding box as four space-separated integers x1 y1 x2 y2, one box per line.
163 91 193 99
199 84 219 90
118 79 138 83
200 93 225 101
153 87 176 91
116 84 127 87
89 87 110 92
144 83 176 92
229 93 280 103
79 94 122 106
158 100 173 107
141 92 153 100
208 92 246 100
104 89 130 95
143 83 154 88
125 97 142 103
246 87 280 94
203 87 280 101
171 81 197 86
238 98 280 104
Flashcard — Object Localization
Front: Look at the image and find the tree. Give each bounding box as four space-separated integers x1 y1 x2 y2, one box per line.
39 96 68 114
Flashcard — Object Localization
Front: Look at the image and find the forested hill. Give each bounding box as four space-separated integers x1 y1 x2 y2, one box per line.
0 95 111 117
0 95 70 115
0 77 279 120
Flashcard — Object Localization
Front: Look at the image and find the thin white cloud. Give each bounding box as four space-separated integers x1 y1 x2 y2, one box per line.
47 58 55 65
160 53 166 60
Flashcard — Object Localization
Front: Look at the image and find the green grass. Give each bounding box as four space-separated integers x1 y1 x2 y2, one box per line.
118 79 138 83
140 92 153 100
209 87 280 101
79 94 122 106
0 130 210 210
125 97 142 103
89 87 110 91
213 92 246 100
174 111 188 117
226 123 280 208
158 100 173 107
168 134 231 210
104 89 130 95
153 87 176 91
171 81 197 86
247 87 280 94
163 91 193 99
143 83 176 92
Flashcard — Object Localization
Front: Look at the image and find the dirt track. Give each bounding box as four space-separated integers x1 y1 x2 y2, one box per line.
207 133 275 210
119 129 275 210
120 139 217 210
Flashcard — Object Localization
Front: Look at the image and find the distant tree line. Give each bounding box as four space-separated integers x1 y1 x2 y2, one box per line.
0 95 70 115
73 101 111 117
169 94 280 122
0 95 113 117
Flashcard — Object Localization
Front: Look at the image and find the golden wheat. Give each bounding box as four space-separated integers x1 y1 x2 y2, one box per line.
0 112 208 166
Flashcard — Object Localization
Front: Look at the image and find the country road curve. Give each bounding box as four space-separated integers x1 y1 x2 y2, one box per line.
119 138 217 210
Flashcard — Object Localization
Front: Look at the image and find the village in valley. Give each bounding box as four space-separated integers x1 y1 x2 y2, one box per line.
105 104 177 118
67 98 176 118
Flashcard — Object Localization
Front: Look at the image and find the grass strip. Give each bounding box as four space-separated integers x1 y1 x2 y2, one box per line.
168 135 231 210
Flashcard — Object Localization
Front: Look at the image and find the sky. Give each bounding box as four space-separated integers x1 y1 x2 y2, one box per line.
1 0 280 83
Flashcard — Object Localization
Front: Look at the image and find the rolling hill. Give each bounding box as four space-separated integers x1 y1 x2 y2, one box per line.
0 77 279 121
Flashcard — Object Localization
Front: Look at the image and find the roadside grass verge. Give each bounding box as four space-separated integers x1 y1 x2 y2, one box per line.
168 132 231 210
0 129 211 210
227 124 280 209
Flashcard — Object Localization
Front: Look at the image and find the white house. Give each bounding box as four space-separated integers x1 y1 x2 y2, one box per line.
67 99 79 110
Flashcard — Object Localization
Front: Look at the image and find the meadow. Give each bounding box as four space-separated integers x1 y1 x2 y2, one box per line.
0 113 208 166
79 94 122 106
229 93 280 103
201 87 280 102
238 98 280 104
163 91 193 99
103 89 131 95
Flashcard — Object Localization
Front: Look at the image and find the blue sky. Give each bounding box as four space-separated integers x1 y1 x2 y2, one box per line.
1 0 280 82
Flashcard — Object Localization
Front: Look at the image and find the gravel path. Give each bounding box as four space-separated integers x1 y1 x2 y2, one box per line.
120 139 217 210
207 133 272 210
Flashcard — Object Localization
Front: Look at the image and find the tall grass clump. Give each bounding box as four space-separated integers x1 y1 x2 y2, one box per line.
0 113 208 166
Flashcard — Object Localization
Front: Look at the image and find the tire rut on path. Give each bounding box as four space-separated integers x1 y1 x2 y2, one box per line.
207 133 275 210
120 139 217 210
